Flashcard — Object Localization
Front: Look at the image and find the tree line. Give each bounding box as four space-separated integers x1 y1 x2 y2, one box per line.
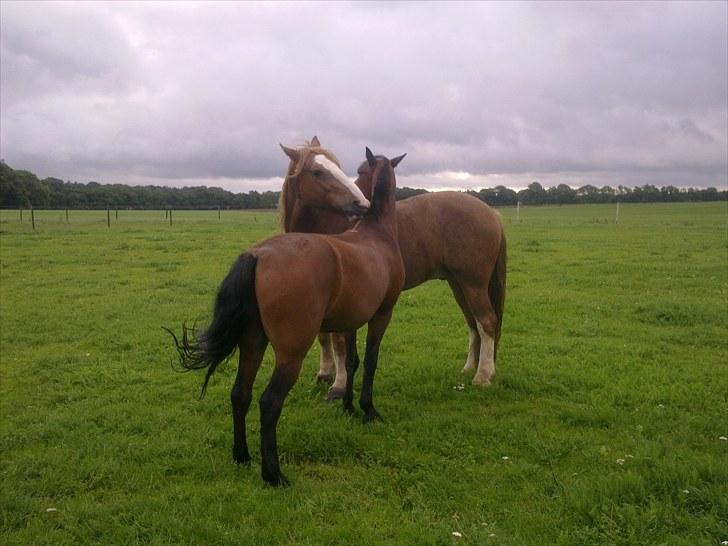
468 181 726 206
0 160 724 210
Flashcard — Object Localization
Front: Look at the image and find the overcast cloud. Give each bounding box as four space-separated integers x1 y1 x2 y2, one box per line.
1 1 726 191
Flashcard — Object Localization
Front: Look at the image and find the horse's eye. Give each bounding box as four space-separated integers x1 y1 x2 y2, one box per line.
313 170 323 178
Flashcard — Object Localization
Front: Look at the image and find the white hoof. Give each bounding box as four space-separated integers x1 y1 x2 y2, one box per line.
472 374 492 386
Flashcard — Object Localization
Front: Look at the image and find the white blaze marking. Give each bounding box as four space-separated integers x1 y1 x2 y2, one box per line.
313 154 370 208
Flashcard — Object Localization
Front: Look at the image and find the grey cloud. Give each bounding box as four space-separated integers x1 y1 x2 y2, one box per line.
0 1 725 190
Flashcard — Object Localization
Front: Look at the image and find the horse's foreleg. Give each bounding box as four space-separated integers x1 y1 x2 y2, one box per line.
231 330 267 465
325 333 349 400
359 311 392 423
342 331 359 414
259 357 303 487
316 332 335 384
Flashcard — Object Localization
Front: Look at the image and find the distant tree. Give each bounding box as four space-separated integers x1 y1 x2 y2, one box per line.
0 161 22 207
518 181 546 204
548 184 576 204
575 185 600 203
599 186 616 202
474 185 517 206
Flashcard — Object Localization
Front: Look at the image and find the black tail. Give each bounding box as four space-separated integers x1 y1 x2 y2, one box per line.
488 230 507 362
165 253 259 397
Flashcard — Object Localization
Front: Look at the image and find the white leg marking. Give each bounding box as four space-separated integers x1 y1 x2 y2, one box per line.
472 323 495 386
462 328 479 372
330 335 348 393
324 334 348 400
317 334 335 379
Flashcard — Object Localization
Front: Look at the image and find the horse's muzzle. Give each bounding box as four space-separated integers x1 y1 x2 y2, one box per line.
344 201 369 220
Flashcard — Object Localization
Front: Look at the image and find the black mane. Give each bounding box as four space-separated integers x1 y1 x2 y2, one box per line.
368 157 391 218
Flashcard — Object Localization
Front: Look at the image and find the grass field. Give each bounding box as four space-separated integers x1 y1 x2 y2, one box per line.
1 202 727 545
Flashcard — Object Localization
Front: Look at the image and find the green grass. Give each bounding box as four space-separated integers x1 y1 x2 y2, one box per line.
1 203 727 545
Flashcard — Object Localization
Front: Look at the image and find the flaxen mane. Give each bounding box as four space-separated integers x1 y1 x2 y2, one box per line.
278 141 341 231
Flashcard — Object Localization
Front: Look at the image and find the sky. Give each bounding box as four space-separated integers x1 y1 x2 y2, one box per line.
1 1 726 192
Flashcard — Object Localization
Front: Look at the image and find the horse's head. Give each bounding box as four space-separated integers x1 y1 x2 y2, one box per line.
280 138 370 220
354 148 406 216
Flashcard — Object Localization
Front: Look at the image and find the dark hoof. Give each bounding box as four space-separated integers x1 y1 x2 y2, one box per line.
263 471 290 487
316 373 334 385
232 448 251 465
325 387 345 401
362 409 382 424
343 402 356 415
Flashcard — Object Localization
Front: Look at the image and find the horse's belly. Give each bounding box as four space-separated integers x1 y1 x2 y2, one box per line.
320 305 375 333
320 291 384 332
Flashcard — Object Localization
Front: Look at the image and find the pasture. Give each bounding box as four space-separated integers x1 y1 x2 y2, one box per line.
1 202 726 545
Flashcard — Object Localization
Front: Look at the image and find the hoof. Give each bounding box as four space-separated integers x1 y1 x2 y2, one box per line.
343 402 356 415
325 387 345 401
472 375 492 387
462 361 477 373
263 471 290 487
232 448 251 465
362 410 382 424
316 373 334 385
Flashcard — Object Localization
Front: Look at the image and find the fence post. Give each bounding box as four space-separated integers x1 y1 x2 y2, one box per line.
107 206 111 228
169 209 172 226
65 208 69 223
20 208 23 222
218 206 221 220
116 209 118 221
31 206 35 230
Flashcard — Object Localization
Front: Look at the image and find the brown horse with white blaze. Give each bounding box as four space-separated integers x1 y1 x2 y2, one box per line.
167 147 405 486
279 139 506 398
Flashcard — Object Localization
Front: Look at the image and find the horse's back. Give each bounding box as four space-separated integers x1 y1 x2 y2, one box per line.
396 192 503 289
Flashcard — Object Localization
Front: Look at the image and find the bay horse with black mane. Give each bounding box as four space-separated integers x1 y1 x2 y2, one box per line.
280 137 506 400
167 147 405 486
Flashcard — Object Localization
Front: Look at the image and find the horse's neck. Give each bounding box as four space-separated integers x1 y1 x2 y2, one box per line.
287 201 351 234
360 186 398 238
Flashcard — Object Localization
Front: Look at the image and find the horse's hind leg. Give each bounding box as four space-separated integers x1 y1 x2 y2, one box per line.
316 333 335 384
458 282 498 386
447 279 480 373
259 355 304 487
231 328 268 464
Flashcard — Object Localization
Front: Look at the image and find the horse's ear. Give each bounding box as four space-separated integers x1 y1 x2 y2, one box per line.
310 136 321 147
391 153 407 169
280 143 299 162
366 147 376 168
